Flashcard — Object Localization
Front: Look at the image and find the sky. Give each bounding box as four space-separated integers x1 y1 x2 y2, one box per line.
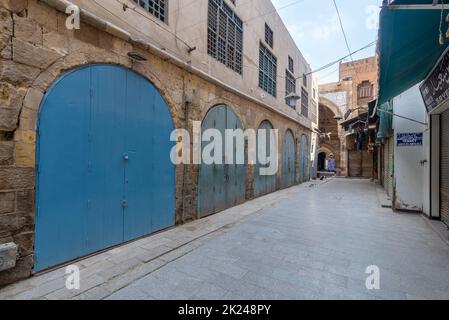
271 0 382 84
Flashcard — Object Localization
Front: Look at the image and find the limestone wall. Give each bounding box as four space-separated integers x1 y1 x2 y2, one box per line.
0 0 313 286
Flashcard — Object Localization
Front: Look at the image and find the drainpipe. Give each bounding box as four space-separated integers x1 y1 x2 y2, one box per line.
40 0 312 129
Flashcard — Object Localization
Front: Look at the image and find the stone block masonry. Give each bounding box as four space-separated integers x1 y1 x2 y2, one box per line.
0 0 312 286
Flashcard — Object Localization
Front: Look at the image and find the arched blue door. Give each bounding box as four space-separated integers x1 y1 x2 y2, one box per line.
281 130 295 189
254 121 276 197
35 65 175 271
198 105 245 217
299 135 309 183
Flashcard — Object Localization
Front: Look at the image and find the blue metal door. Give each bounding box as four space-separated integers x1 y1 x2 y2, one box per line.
299 135 309 183
198 105 245 217
35 65 175 271
254 121 276 197
281 130 295 188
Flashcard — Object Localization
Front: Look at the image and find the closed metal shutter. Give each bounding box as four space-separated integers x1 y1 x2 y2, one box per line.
388 137 394 198
440 110 449 225
383 143 389 193
383 139 394 198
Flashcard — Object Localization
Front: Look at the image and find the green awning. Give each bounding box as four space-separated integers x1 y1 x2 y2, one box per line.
377 102 393 139
378 0 449 105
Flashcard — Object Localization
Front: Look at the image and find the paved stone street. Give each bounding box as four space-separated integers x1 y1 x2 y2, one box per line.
1 178 449 300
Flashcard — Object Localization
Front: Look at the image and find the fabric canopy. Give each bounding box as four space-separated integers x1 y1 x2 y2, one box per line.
377 102 393 139
378 0 449 105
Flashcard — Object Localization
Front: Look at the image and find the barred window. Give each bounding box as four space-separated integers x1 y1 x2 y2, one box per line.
207 0 244 75
285 70 296 108
310 101 318 124
288 56 294 74
301 87 309 117
259 43 277 97
265 23 274 48
132 0 168 23
358 81 373 99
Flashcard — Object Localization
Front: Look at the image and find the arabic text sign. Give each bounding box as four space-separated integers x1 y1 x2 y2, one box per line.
397 133 423 147
420 48 449 113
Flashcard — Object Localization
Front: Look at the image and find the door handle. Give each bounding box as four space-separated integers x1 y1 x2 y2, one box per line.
121 199 128 208
123 153 129 161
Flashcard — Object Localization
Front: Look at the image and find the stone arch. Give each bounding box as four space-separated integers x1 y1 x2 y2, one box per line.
15 51 184 190
21 51 182 137
202 102 245 130
203 97 249 130
319 97 343 118
318 97 348 177
258 119 274 129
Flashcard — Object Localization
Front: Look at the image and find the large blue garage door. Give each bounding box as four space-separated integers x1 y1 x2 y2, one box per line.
35 65 175 271
198 105 245 218
299 135 310 183
281 130 295 189
254 121 277 197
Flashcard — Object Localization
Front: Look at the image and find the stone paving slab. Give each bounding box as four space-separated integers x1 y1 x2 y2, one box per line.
0 180 324 300
2 178 449 300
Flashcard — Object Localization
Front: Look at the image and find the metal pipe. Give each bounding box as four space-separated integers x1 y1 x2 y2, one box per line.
382 4 449 10
39 0 311 128
377 109 428 126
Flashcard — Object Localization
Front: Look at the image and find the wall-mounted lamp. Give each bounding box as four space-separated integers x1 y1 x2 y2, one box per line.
127 52 147 62
285 92 301 108
334 115 343 121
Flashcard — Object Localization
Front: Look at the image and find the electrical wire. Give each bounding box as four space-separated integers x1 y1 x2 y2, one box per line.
305 41 377 76
90 0 376 84
332 0 361 84
244 0 306 23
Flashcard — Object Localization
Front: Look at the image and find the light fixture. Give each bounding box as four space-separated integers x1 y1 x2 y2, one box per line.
334 115 343 121
285 92 301 108
127 52 147 62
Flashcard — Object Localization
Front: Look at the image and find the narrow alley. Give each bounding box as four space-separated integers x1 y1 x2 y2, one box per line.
2 179 448 300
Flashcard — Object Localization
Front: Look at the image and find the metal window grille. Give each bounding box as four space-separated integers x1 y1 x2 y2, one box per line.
358 81 373 98
301 87 309 117
288 56 294 74
285 70 296 108
207 0 243 74
265 23 274 48
310 100 318 124
259 43 277 97
132 0 168 23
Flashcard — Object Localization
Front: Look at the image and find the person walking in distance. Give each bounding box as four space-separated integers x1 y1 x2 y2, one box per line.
328 154 336 173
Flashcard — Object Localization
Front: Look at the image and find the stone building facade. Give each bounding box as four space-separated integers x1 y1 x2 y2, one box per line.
0 0 318 285
318 56 378 177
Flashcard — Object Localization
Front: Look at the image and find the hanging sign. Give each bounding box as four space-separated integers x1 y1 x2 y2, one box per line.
420 47 449 113
397 133 423 147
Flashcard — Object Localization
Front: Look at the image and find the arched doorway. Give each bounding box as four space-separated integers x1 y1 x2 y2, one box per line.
35 64 176 271
318 101 342 174
281 130 295 189
254 120 277 197
318 152 327 171
299 135 309 183
198 104 245 218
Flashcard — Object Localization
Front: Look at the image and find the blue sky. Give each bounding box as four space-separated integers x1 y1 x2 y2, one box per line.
271 0 382 83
